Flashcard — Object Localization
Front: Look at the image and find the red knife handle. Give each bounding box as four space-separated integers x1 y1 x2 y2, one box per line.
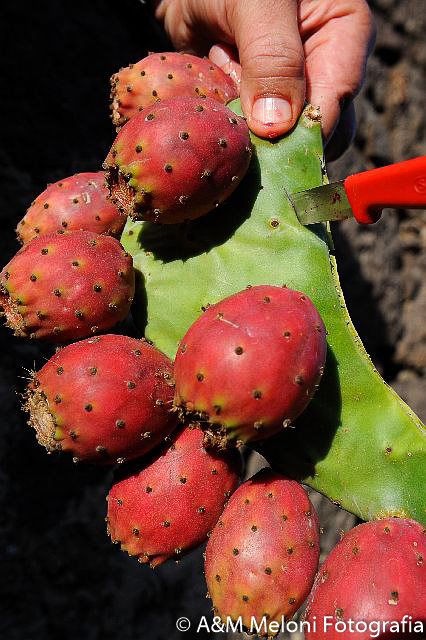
344 156 426 224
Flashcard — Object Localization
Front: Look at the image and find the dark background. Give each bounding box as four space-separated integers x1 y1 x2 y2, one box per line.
0 1 424 639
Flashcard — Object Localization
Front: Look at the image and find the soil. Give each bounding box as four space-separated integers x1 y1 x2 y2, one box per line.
0 1 424 639
331 0 426 419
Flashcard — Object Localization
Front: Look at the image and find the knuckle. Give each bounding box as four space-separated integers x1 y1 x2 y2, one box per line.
355 0 377 45
243 42 305 81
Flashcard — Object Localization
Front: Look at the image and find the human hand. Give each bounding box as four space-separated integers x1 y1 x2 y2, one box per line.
153 0 376 158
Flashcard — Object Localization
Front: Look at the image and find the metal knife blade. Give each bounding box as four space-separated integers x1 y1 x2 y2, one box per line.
289 181 352 225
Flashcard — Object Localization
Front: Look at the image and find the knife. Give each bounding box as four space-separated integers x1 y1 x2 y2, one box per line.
289 156 426 225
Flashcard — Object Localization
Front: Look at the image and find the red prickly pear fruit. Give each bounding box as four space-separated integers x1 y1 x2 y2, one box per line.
173 285 327 447
304 518 426 640
106 425 242 566
16 172 126 244
103 96 252 224
23 334 177 464
205 468 320 635
0 230 134 341
110 52 238 128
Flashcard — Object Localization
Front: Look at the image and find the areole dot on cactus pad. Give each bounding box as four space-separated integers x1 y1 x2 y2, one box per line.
23 334 177 464
304 518 426 640
173 285 327 447
103 96 252 224
106 425 242 566
110 51 238 128
205 468 320 636
16 172 125 244
0 230 134 341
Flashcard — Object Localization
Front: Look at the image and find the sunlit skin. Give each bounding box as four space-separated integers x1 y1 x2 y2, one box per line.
153 0 376 158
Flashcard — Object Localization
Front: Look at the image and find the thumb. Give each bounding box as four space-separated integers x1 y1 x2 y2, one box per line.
231 0 305 138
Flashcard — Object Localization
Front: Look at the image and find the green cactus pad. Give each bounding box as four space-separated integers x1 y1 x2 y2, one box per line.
122 103 426 526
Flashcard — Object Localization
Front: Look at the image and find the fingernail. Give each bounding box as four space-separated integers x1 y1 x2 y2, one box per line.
209 45 230 70
251 97 292 125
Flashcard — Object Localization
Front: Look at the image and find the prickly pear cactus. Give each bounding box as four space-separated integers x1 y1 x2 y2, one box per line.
121 102 426 526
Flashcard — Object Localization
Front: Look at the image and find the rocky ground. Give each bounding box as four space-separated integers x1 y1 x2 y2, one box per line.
0 1 424 639
331 0 426 419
